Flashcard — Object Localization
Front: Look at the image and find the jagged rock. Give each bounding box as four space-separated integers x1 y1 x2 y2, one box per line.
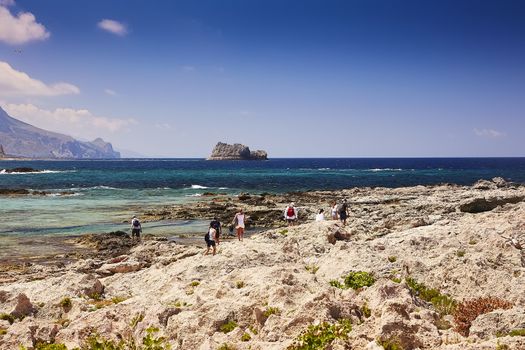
469 308 525 339
459 196 525 213
10 293 35 319
207 142 268 160
76 274 104 297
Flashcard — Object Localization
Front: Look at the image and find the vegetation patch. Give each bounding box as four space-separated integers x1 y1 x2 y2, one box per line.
248 325 258 335
130 312 145 329
241 332 251 341
287 319 352 350
361 303 371 318
456 250 466 258
330 271 375 290
220 320 238 333
279 229 288 236
235 281 245 289
405 277 457 316
305 265 319 274
59 297 72 310
34 343 68 350
378 338 404 350
190 281 200 287
263 306 281 318
509 328 525 337
111 296 128 304
388 256 397 263
218 344 237 350
453 297 512 336
0 313 15 324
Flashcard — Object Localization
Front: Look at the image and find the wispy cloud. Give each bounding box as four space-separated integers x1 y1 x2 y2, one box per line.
473 128 506 139
0 61 79 97
182 65 196 72
97 19 128 36
3 103 137 139
0 5 50 45
154 122 173 130
104 88 117 96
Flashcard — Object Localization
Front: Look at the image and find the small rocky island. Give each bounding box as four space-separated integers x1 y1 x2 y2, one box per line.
207 142 268 160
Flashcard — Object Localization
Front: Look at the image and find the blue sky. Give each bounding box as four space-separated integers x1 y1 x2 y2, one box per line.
0 0 524 157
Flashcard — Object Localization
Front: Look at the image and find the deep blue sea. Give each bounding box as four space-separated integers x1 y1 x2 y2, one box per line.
1 158 524 257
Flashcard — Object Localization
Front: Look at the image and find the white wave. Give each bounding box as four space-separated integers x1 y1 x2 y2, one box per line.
190 185 208 189
0 169 74 175
218 187 228 190
185 193 203 197
318 168 331 171
45 192 82 197
369 168 404 172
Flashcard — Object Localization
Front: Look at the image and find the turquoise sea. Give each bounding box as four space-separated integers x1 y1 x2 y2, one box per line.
1 158 524 258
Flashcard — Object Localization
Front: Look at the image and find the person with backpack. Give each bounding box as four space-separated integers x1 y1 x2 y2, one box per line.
338 199 348 226
284 202 298 226
210 217 222 245
130 215 142 240
204 222 217 255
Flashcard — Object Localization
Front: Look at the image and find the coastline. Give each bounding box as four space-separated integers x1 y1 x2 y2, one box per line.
0 178 524 349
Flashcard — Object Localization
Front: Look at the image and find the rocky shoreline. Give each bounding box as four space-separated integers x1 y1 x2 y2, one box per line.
0 178 524 349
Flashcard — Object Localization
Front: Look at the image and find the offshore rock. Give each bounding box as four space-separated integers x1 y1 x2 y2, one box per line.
207 142 268 160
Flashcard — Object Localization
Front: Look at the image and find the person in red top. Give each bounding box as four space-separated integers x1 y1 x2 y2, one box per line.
284 202 298 226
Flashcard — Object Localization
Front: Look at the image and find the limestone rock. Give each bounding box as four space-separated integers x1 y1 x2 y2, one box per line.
76 274 104 297
207 142 268 160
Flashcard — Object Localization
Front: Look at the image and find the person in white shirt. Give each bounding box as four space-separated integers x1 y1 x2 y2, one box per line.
233 209 246 241
204 223 217 255
315 209 325 221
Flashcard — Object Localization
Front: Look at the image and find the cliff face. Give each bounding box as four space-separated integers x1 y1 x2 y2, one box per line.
0 107 120 159
207 142 268 160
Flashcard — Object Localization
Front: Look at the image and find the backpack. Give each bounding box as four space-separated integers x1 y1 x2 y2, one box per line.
132 219 140 228
287 207 295 217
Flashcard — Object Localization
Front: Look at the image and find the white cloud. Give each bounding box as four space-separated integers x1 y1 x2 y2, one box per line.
473 128 506 139
182 65 195 72
104 88 117 96
0 0 15 7
97 19 127 36
3 103 137 139
154 122 173 130
0 5 50 45
0 61 79 97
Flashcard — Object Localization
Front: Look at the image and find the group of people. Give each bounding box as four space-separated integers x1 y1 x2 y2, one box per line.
129 199 349 256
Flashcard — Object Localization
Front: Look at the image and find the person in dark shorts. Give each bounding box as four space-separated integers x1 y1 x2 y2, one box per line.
204 222 217 255
210 217 222 245
130 215 142 240
338 199 348 226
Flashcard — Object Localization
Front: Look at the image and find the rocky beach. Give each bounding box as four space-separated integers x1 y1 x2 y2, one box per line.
1 178 525 349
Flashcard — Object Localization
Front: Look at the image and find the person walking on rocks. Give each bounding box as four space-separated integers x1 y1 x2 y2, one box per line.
210 216 222 245
338 199 348 226
331 201 339 220
284 202 298 226
204 222 217 255
130 215 142 241
233 209 246 241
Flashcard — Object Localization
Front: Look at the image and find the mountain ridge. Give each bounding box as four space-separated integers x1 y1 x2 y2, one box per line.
0 106 120 159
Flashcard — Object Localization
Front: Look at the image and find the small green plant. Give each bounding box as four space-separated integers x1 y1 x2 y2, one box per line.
0 313 15 324
59 297 72 309
241 332 251 341
142 326 171 350
263 306 281 318
248 325 258 335
287 319 352 350
509 328 525 337
361 303 371 318
496 342 510 350
305 265 319 274
468 239 477 245
130 312 145 329
391 277 402 283
34 343 68 350
405 277 457 316
88 293 102 301
456 250 465 258
111 296 128 304
220 320 238 333
190 281 200 287
388 256 397 263
218 344 237 350
235 281 245 289
0 327 6 335
378 338 404 350
330 271 375 290
279 229 288 235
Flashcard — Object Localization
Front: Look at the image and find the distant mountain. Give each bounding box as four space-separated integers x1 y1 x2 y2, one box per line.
0 106 120 159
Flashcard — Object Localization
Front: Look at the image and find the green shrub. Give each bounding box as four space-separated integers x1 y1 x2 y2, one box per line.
456 250 465 258
388 256 397 263
287 319 352 350
111 296 128 304
263 306 281 318
248 325 258 335
509 328 525 337
378 338 404 350
217 344 237 350
305 265 319 274
391 277 402 283
0 313 15 324
190 281 200 287
241 332 251 341
330 271 375 290
220 320 238 333
361 303 371 318
405 277 457 316
235 281 245 289
34 343 68 350
59 297 72 309
142 326 171 350
279 229 288 235
0 327 6 335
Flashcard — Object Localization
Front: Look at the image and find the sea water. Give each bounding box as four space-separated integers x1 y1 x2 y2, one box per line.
1 158 524 257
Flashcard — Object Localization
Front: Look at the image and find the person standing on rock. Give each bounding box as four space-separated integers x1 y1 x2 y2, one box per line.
316 208 325 221
130 215 142 241
284 202 298 226
210 216 222 245
338 199 348 226
331 201 339 220
204 222 217 255
233 209 246 241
